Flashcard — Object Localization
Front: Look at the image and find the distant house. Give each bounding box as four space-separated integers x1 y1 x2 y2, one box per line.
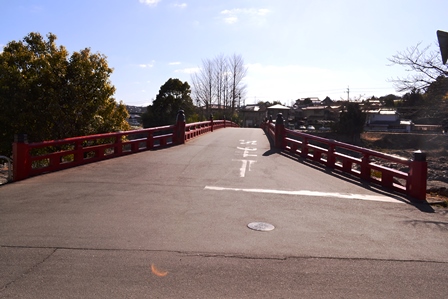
300 106 339 126
125 105 147 127
126 106 147 115
365 109 412 132
240 104 267 127
320 96 334 106
298 97 321 106
360 98 382 111
127 115 142 126
200 104 234 117
267 104 290 122
301 106 327 123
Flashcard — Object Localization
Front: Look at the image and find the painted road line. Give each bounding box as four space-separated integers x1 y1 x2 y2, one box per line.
204 186 404 204
232 159 257 177
236 146 257 158
234 139 258 178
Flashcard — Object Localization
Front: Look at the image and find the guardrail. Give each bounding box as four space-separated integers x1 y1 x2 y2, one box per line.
261 114 427 201
12 111 239 182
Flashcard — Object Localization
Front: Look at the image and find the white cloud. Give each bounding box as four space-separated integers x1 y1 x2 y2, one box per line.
169 61 181 65
172 3 187 9
223 15 238 24
220 8 271 24
139 0 161 7
139 63 154 68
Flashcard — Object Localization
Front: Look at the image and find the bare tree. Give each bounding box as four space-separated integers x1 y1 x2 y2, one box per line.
388 42 448 93
228 53 247 113
191 58 214 115
191 53 247 115
214 54 228 110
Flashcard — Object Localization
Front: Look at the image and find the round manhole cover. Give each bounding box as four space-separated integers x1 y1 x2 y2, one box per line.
247 222 275 232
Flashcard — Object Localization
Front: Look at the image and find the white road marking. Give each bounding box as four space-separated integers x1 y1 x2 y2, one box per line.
239 140 257 145
233 159 257 177
239 160 248 177
236 147 257 158
204 186 404 204
234 140 258 178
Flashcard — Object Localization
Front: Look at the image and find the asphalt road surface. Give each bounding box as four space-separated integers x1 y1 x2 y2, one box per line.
1 128 447 298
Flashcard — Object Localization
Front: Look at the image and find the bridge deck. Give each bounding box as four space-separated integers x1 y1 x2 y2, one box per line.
1 128 447 298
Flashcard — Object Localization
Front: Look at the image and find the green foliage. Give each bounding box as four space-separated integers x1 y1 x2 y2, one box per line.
379 94 399 108
424 76 448 101
333 102 366 141
142 78 195 127
402 89 423 106
0 32 130 156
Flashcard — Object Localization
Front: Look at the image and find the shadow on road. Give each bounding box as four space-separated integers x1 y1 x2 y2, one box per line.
276 150 436 213
262 148 281 156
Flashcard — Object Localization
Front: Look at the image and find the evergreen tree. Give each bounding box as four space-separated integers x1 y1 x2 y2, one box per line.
143 78 195 127
334 102 366 142
0 32 129 155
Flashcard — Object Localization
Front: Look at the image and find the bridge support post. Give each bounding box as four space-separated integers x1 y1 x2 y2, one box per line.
175 110 186 145
275 113 286 149
408 151 427 201
13 134 30 181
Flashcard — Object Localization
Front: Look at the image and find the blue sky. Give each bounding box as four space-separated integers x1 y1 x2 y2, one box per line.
1 0 447 106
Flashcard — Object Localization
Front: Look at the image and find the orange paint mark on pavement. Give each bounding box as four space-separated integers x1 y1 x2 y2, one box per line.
151 264 168 277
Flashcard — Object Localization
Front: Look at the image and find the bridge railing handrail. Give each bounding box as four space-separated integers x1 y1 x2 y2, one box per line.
26 125 175 149
261 116 427 201
12 116 239 182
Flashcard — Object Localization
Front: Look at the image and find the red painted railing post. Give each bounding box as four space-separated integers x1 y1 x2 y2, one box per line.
13 134 30 181
175 110 186 144
147 131 154 149
301 136 308 158
210 114 214 132
360 153 371 180
408 151 427 200
275 113 286 149
326 141 336 168
115 134 123 156
74 140 83 163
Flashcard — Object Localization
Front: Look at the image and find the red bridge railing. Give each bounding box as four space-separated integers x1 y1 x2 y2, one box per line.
12 112 239 181
261 114 427 201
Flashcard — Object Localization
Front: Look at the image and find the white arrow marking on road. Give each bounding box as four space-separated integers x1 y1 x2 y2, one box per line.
204 186 404 204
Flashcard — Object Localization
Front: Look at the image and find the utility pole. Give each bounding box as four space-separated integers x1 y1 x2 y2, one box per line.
345 86 350 101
